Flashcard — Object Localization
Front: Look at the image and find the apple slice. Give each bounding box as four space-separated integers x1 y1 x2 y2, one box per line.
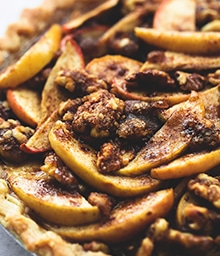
40 38 84 125
49 189 174 243
160 85 220 121
153 0 196 31
112 77 189 106
6 85 41 127
116 92 205 176
85 54 142 84
141 51 220 72
21 39 85 153
7 164 101 226
62 0 118 33
0 24 61 89
20 109 59 153
151 148 220 180
135 27 220 54
49 120 161 198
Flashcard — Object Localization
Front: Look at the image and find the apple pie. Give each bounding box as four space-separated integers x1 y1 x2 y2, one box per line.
0 0 220 255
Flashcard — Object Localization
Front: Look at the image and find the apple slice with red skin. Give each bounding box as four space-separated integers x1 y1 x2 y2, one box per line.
20 39 85 154
0 24 62 89
7 85 41 127
69 25 109 62
20 109 59 153
40 38 85 125
153 0 196 31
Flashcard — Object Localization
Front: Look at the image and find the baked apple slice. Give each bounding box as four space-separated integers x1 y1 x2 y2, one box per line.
117 91 205 176
85 54 142 85
111 77 189 106
6 85 41 127
160 85 220 121
153 0 196 31
7 163 101 226
141 51 220 72
40 38 85 125
49 188 174 243
20 109 59 153
49 120 161 198
135 27 220 55
0 24 61 88
151 148 220 180
0 176 106 256
62 0 119 33
21 39 85 153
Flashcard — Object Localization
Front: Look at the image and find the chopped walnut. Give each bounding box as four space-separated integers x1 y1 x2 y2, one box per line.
0 118 33 163
142 218 215 255
196 0 220 27
188 173 220 209
117 115 149 139
58 98 83 122
0 101 15 120
180 203 220 235
88 192 115 217
97 140 135 173
72 90 125 138
124 100 153 115
135 237 154 256
147 218 169 241
109 34 139 57
184 117 220 151
41 152 78 189
126 69 176 91
175 71 206 92
168 228 214 251
117 100 162 140
55 69 108 95
207 69 220 86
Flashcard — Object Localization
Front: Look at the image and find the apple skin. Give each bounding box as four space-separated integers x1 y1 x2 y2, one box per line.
7 86 41 127
153 0 196 31
21 39 85 154
40 38 85 125
20 110 59 154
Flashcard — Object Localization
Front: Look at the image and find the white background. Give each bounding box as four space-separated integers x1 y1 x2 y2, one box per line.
0 2 42 255
0 0 43 36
